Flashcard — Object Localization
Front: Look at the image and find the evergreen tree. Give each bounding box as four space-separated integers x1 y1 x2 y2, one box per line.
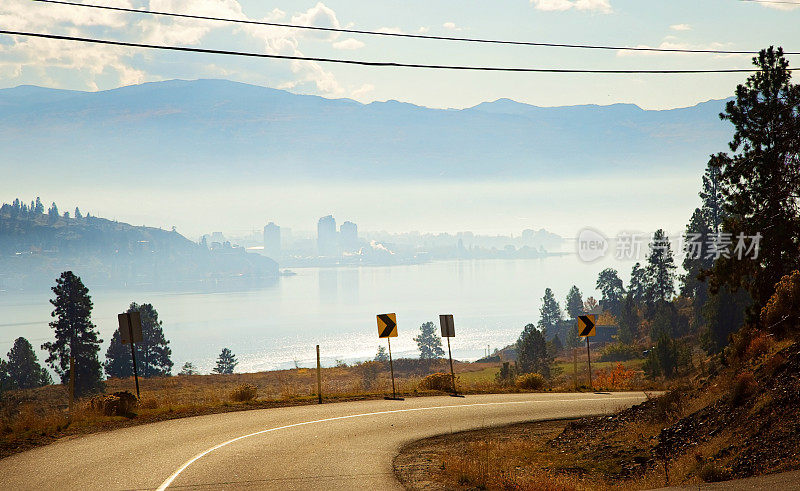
616 295 639 345
213 348 237 374
700 155 725 234
104 303 173 378
710 47 800 317
74 207 82 219
681 208 713 330
537 288 563 334
628 262 648 305
0 359 15 394
374 346 389 362
6 337 52 389
701 286 751 354
178 362 198 376
565 286 583 319
596 268 625 315
414 321 445 359
646 229 677 303
34 197 44 214
644 332 681 378
564 286 583 348
41 271 104 396
516 324 550 377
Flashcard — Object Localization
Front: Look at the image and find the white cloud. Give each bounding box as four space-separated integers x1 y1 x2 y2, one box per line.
351 83 374 100
442 22 461 31
290 2 341 41
755 1 800 10
332 38 365 50
670 23 691 31
418 27 430 34
377 27 406 35
531 0 612 13
0 0 347 97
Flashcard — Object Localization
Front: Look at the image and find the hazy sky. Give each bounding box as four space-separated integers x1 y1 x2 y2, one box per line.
1 0 798 109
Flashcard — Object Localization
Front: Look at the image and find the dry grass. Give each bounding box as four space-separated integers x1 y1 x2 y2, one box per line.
0 360 517 458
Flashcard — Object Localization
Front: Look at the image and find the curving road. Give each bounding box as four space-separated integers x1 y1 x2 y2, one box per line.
1 392 648 490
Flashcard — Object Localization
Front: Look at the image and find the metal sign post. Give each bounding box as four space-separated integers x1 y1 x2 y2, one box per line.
377 313 401 400
578 314 597 391
316 345 322 404
439 314 461 397
118 312 143 399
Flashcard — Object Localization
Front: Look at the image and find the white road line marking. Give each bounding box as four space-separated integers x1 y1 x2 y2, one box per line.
157 395 645 490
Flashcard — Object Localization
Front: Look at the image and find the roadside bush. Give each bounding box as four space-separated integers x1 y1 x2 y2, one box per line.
88 391 137 417
730 372 757 406
593 363 636 389
516 373 546 390
419 372 455 392
598 343 641 362
495 361 517 387
746 332 774 361
358 361 383 390
229 384 258 402
698 462 730 482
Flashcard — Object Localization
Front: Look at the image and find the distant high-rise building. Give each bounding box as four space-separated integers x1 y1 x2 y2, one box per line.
340 221 358 252
263 222 281 260
317 215 338 256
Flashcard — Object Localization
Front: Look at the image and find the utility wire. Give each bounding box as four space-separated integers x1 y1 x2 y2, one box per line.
0 29 783 73
31 0 799 55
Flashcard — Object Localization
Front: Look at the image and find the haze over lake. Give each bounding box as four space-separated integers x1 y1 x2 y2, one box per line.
0 253 635 374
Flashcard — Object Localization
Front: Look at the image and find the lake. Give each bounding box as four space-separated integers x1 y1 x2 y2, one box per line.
0 254 634 374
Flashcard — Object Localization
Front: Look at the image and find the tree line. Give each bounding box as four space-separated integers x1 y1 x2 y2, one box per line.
0 270 240 397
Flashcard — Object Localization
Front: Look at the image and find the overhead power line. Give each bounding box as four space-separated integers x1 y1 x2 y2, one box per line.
0 29 784 73
32 0 798 55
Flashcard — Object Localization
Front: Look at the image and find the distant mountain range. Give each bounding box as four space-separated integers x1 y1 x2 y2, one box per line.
0 79 732 183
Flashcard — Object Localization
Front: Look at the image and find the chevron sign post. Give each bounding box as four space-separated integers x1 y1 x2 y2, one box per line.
377 313 402 400
578 314 597 389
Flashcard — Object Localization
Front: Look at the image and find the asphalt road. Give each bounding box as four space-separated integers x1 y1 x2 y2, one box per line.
1 392 648 490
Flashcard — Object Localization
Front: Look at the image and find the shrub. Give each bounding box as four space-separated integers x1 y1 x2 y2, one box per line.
495 361 517 386
731 372 757 406
229 384 258 402
359 361 383 390
88 391 137 417
593 363 636 389
746 332 774 360
419 372 455 392
698 462 729 482
651 389 685 423
598 343 641 362
516 373 546 390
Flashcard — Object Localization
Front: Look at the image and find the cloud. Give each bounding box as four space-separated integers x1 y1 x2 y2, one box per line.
442 22 461 31
754 1 800 10
332 38 365 50
376 27 406 35
531 0 612 13
670 23 691 31
290 2 341 41
351 83 374 99
0 0 349 97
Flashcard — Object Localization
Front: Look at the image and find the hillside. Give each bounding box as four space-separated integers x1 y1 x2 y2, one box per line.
0 201 278 291
0 80 732 185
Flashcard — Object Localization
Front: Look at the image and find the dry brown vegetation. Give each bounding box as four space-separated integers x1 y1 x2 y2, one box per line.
0 359 539 459
395 334 800 490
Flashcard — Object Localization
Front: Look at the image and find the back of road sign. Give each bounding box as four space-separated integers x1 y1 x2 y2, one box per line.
119 312 143 344
377 313 398 338
439 314 455 337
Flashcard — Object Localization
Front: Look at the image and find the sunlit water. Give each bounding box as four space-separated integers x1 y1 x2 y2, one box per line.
0 255 635 374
